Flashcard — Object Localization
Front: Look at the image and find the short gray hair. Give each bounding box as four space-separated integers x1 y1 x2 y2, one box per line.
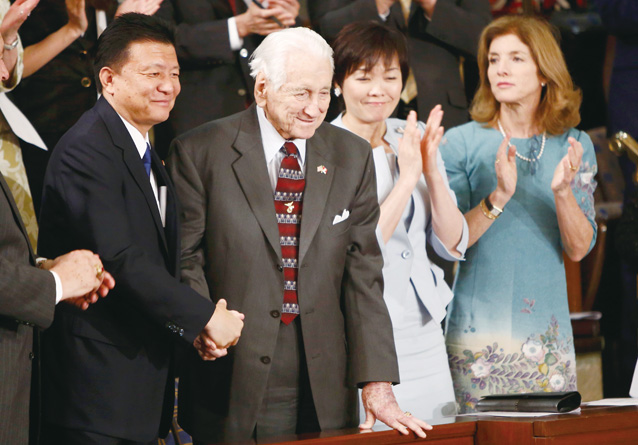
249 27 334 91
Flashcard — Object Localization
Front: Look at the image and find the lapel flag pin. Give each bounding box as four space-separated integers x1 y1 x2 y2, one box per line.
317 165 327 175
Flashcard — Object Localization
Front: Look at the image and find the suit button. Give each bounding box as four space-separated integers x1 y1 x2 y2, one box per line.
178 328 185 337
401 250 412 259
277 265 283 272
260 356 271 364
270 310 280 318
80 49 88 59
81 77 92 88
239 48 248 58
237 88 246 97
29 352 35 360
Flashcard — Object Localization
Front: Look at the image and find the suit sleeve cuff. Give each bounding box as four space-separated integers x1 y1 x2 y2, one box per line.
227 17 244 51
50 270 63 304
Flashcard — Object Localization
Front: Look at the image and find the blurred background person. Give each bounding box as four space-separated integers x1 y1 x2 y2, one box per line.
330 21 468 422
441 15 597 412
309 0 492 129
153 0 299 157
11 0 163 215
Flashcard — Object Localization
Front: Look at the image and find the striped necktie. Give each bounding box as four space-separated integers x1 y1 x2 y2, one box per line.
274 141 305 324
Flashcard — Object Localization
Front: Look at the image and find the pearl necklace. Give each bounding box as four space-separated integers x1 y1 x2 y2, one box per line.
497 119 546 163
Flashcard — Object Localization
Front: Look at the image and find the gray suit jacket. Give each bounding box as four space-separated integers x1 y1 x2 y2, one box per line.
167 105 399 442
0 173 56 445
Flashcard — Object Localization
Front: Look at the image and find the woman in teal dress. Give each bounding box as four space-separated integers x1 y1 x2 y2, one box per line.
441 15 598 412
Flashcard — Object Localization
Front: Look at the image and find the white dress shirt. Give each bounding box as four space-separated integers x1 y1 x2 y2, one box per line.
256 105 307 191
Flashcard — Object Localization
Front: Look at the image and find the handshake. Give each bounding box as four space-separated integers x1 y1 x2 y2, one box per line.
193 299 245 361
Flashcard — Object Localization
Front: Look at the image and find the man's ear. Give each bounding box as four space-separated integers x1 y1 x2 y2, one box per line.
99 67 116 96
254 72 268 107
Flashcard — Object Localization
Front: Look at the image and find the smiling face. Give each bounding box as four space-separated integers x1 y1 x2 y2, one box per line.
340 56 402 125
255 52 332 140
487 33 544 109
100 40 180 135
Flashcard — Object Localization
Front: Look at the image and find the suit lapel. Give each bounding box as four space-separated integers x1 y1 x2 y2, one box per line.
299 131 335 265
231 107 282 258
0 172 36 262
151 148 179 275
96 98 168 253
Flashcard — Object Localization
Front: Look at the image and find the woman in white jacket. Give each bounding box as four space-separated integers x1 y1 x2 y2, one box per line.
330 21 468 424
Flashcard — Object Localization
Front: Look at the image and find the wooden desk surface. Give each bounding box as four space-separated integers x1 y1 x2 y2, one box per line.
473 405 638 444
223 406 638 444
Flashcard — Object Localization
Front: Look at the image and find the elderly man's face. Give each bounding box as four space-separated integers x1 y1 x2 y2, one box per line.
101 40 180 135
255 53 332 140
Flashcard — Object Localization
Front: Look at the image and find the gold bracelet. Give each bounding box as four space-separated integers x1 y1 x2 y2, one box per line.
480 198 498 220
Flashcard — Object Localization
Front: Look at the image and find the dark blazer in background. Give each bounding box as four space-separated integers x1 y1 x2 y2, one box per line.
309 0 492 129
37 97 215 442
0 173 56 445
154 0 262 155
167 105 399 442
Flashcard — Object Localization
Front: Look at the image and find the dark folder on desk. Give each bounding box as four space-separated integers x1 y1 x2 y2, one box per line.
476 391 581 413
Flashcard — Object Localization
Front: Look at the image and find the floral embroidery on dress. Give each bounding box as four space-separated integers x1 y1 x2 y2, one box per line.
448 316 576 412
521 298 535 314
571 160 597 224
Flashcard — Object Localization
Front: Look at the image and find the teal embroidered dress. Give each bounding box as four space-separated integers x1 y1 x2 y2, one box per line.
441 121 597 413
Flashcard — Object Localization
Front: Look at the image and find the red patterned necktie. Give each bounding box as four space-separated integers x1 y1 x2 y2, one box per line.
274 141 305 325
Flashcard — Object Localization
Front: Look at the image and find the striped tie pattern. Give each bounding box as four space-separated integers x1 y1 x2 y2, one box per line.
274 142 304 325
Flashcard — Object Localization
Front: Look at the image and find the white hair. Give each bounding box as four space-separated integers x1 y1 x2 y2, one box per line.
249 27 334 91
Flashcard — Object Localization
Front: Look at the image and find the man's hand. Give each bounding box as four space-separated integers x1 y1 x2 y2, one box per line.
203 299 244 348
115 0 163 17
44 250 111 300
63 272 115 310
375 0 397 16
360 382 432 438
235 1 296 38
414 0 437 18
193 334 228 361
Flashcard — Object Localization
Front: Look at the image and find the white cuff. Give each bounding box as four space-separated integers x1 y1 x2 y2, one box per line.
50 270 64 304
228 17 244 51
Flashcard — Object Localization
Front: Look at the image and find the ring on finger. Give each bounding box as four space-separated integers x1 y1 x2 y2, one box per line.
404 411 412 417
495 158 500 164
19 9 24 15
569 162 578 172
95 264 104 279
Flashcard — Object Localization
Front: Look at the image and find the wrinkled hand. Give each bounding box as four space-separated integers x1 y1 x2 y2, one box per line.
396 110 423 186
491 134 517 208
420 104 444 177
236 1 296 37
0 0 39 43
551 136 583 195
360 382 432 438
66 0 88 35
116 0 163 17
64 271 115 310
46 250 110 301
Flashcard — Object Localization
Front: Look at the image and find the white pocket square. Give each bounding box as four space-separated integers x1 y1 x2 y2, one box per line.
332 209 350 225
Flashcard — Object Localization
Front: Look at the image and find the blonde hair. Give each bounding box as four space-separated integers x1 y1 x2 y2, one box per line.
470 15 581 135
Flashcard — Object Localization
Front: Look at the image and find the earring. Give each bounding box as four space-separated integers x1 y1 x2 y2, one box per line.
541 82 546 87
334 87 341 97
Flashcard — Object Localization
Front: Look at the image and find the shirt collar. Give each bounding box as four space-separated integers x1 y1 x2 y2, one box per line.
117 114 151 159
256 105 306 166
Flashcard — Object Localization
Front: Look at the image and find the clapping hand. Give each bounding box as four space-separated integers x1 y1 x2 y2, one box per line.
116 0 164 17
420 105 445 177
551 136 583 195
360 382 433 438
491 133 517 208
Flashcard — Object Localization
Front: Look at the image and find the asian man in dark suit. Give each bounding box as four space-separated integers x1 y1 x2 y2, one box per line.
167 26 432 443
37 13 244 444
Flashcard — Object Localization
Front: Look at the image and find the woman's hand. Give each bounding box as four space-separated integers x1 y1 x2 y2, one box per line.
0 0 39 44
551 136 583 196
396 110 423 188
491 135 517 208
420 104 444 178
66 0 88 37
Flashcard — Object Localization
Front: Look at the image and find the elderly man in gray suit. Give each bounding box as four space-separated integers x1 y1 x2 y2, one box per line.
168 27 432 443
